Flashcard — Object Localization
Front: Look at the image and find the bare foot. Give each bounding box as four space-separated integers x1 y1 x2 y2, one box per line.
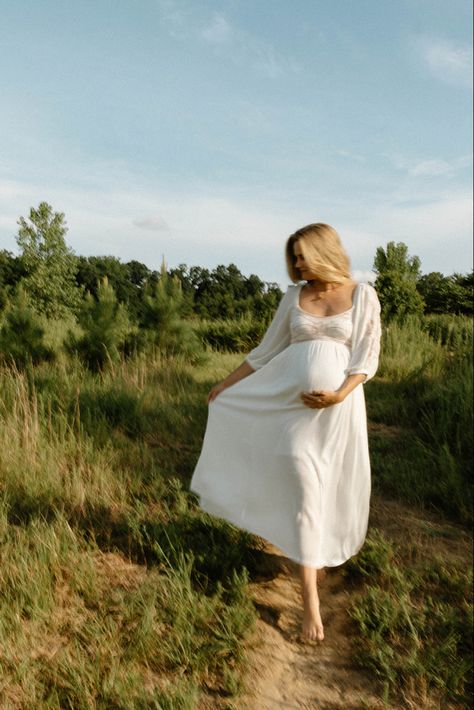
301 595 324 642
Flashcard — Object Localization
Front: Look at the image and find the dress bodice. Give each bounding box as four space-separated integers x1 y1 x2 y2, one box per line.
290 305 353 346
246 281 380 380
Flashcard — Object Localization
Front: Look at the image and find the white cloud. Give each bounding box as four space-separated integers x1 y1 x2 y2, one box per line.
382 192 472 244
355 190 473 274
418 37 473 88
410 159 457 177
0 172 291 279
156 0 192 40
1 151 471 285
202 14 291 78
243 38 287 78
158 3 298 79
201 13 232 45
133 216 170 231
384 152 472 178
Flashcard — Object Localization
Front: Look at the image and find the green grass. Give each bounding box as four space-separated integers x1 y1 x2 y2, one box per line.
344 528 473 707
347 313 473 706
192 315 267 353
0 350 261 707
0 309 472 708
0 500 255 707
365 314 473 523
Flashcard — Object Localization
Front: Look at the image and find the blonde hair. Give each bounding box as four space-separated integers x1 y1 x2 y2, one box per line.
285 223 351 284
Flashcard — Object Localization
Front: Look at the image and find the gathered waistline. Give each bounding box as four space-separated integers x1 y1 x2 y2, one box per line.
289 336 351 348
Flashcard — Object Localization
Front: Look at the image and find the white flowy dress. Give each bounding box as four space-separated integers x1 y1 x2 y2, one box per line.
189 281 381 569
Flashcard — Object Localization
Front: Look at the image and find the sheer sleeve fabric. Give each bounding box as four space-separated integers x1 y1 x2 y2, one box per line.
346 283 381 382
245 284 297 370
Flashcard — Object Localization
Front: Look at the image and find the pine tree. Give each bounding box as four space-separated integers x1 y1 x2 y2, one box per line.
67 277 134 370
141 260 202 359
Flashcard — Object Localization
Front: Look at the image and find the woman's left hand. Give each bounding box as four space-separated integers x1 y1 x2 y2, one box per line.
300 389 344 409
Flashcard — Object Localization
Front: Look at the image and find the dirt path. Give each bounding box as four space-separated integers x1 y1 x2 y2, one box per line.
229 495 471 710
236 546 388 710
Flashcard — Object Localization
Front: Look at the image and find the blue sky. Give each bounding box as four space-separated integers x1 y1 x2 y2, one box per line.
0 0 472 286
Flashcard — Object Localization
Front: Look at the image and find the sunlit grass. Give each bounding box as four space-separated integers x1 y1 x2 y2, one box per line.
0 310 471 707
344 527 473 706
0 351 258 707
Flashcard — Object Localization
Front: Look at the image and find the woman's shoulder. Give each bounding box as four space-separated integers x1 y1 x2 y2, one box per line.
354 280 377 294
353 281 380 309
270 283 302 315
282 281 303 299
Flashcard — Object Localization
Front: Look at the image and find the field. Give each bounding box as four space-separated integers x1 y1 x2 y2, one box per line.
0 312 472 708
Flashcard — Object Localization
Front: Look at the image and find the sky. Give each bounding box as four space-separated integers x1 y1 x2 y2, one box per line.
0 0 472 287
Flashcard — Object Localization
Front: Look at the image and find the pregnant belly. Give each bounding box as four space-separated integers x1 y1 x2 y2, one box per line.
215 338 351 413
290 339 350 392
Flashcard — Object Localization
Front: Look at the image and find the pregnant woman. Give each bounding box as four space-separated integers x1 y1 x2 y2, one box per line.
189 223 382 642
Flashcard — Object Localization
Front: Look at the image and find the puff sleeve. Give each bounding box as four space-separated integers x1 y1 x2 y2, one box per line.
245 284 297 370
345 283 381 382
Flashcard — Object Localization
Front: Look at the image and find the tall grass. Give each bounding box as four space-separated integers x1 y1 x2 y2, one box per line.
0 307 471 707
0 500 255 707
422 312 473 350
0 350 260 707
344 528 473 706
192 314 267 353
365 313 473 522
336 312 473 707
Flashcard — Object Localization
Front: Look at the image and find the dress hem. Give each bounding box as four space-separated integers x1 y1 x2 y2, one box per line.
191 489 368 570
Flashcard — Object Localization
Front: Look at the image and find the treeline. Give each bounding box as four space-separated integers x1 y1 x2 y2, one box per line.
0 202 472 372
0 204 282 323
72 260 282 322
2 203 473 323
0 203 285 370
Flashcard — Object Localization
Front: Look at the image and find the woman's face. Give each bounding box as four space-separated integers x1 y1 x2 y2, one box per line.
293 241 318 281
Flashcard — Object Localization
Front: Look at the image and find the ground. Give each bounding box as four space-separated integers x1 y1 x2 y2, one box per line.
213 493 472 710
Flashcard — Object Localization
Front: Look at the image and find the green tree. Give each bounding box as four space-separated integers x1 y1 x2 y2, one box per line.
16 202 82 318
415 270 473 315
141 260 202 360
67 277 134 370
373 241 424 321
172 263 283 320
168 263 197 316
452 272 474 315
0 285 55 366
75 255 153 321
416 272 451 313
0 250 26 310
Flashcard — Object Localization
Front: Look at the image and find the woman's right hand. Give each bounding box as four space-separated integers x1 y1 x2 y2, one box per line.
207 382 228 403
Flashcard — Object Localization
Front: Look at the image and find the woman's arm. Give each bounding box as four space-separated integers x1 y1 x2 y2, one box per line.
345 284 381 381
208 285 295 404
300 373 366 409
208 360 255 403
245 285 295 370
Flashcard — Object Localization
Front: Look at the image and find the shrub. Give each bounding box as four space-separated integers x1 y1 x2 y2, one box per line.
0 286 55 367
141 262 203 362
66 277 135 371
193 315 268 353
